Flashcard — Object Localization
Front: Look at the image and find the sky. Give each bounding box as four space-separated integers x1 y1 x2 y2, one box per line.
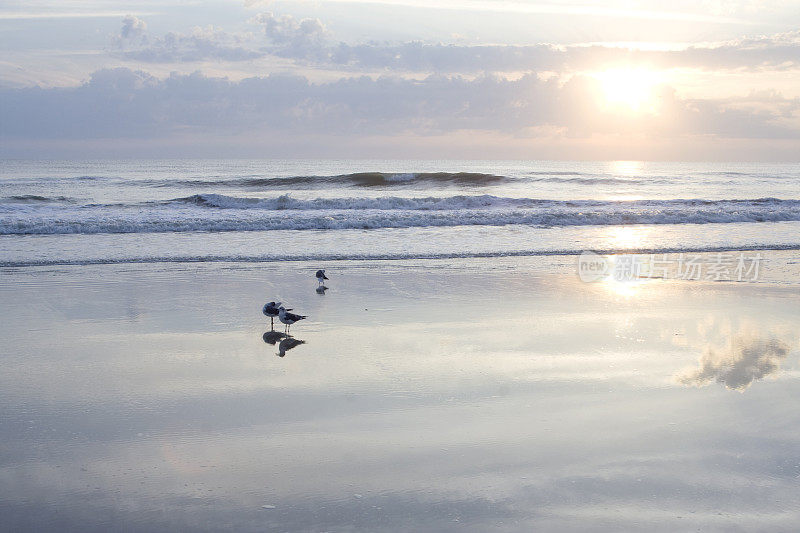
0 0 799 160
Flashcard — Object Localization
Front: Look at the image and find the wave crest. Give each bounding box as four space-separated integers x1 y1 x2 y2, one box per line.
159 171 508 189
170 193 547 210
2 196 799 235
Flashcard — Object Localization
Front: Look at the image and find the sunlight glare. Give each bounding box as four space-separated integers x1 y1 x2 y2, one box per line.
608 227 647 249
596 69 660 112
611 160 642 176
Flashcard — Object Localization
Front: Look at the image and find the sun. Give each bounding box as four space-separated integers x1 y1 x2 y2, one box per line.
595 69 660 112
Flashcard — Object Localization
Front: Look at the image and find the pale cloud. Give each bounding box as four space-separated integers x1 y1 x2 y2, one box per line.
119 14 147 41
241 13 800 74
116 17 263 63
102 12 800 76
252 12 330 60
116 14 148 50
283 25 800 73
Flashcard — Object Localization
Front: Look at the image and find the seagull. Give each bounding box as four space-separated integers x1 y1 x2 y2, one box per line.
262 301 289 330
278 306 307 335
316 269 329 287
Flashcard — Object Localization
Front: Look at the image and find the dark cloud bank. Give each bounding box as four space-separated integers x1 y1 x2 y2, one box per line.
1 67 797 143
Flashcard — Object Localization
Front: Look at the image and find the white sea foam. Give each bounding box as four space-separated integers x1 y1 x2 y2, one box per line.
2 194 799 235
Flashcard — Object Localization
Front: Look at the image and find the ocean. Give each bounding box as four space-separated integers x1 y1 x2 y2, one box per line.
2 159 800 267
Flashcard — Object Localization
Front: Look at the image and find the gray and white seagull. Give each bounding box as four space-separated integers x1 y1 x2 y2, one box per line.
262 301 290 330
278 306 307 335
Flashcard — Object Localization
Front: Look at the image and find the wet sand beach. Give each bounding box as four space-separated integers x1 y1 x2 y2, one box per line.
1 255 800 531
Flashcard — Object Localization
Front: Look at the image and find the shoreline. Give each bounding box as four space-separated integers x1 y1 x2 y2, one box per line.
2 242 799 263
3 247 800 288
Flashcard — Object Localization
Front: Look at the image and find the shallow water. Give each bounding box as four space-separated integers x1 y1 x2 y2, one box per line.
1 259 799 531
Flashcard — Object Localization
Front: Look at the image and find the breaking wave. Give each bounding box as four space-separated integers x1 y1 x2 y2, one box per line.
162 171 510 188
2 195 800 235
2 195 76 203
171 193 548 210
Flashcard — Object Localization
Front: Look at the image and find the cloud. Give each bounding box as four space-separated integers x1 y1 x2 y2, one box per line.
119 15 147 41
244 13 800 73
678 336 791 391
116 17 263 63
109 12 800 74
655 30 800 71
326 32 800 73
1 67 798 147
252 12 330 61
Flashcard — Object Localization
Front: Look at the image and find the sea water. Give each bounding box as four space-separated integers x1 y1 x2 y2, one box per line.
1 159 800 267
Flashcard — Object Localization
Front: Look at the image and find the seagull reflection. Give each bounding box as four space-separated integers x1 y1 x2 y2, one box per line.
277 337 306 357
262 331 306 357
262 331 287 345
316 286 328 295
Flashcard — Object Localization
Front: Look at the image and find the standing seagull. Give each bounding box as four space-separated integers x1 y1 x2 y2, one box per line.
262 301 282 330
316 269 329 288
278 306 307 335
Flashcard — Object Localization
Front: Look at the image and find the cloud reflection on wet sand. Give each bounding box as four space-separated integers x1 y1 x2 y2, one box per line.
678 335 791 391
